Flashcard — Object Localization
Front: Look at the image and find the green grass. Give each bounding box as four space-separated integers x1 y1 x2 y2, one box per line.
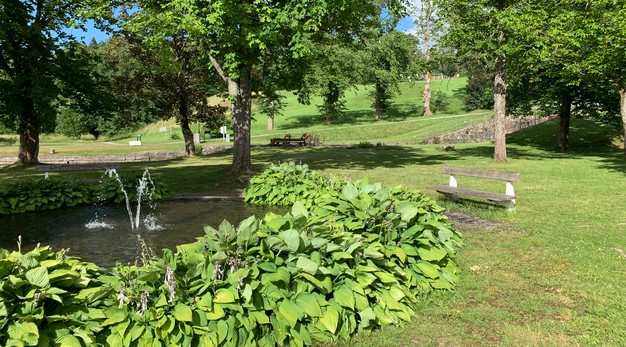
2 117 625 345
0 78 480 155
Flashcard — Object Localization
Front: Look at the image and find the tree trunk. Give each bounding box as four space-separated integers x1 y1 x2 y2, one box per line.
229 66 253 174
619 87 626 158
17 90 39 164
173 32 195 156
267 101 275 131
179 101 195 156
375 98 382 121
422 71 433 116
493 51 507 162
558 94 572 151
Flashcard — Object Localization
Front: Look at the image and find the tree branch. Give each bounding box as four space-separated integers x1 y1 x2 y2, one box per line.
208 53 230 84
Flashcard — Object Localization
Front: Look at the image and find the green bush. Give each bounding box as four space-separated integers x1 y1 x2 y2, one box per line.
0 173 169 215
0 178 94 215
0 243 110 346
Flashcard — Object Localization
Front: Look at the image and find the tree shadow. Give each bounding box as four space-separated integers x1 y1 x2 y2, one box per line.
250 145 459 171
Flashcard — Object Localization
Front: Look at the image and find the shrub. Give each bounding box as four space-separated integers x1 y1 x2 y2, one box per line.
0 173 169 215
0 243 110 346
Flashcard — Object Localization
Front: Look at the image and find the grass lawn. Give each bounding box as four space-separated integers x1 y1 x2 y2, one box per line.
2 117 625 345
0 78 484 156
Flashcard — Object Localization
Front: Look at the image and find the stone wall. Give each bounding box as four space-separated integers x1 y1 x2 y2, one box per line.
422 115 556 145
0 145 232 166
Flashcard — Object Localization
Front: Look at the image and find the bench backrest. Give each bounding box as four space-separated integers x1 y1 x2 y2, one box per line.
443 167 520 182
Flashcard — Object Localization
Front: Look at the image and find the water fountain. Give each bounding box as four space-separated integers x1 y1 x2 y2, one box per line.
105 168 157 230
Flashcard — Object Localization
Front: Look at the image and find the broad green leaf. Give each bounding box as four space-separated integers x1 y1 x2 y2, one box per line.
397 203 418 222
25 266 49 288
213 288 236 304
296 257 318 275
374 272 397 284
280 229 301 253
417 246 448 261
206 303 225 320
8 321 39 345
291 201 308 218
217 320 228 344
319 307 340 334
414 261 440 279
55 334 82 347
278 299 304 327
333 285 355 310
173 303 193 322
342 182 358 200
295 294 323 317
358 307 377 329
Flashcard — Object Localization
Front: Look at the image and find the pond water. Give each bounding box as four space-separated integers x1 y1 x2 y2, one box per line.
0 200 280 268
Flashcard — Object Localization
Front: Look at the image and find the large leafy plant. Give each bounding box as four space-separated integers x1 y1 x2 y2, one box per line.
0 242 110 346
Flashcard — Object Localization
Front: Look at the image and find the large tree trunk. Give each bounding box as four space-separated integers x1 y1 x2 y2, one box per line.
422 70 433 116
229 66 253 174
493 51 507 162
558 94 572 151
17 90 39 164
619 87 626 158
178 92 195 156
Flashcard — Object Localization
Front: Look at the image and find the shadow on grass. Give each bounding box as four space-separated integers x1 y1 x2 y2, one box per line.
279 103 424 130
251 145 459 171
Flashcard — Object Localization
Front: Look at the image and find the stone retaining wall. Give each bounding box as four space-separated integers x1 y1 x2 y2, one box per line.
422 115 556 144
0 145 231 166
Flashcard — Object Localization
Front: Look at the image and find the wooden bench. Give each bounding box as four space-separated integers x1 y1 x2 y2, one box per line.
270 134 310 146
428 167 520 210
36 163 120 179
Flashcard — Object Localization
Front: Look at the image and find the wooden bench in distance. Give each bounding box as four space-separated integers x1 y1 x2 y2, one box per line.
35 163 120 179
428 167 520 210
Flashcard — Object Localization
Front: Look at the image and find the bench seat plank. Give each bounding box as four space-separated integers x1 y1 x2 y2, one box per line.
443 167 520 182
428 185 515 202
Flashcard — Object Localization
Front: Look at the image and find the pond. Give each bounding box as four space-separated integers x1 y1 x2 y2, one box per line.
0 199 280 268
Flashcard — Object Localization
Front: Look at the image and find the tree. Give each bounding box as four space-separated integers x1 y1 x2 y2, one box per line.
164 0 409 174
436 0 517 162
0 0 110 164
363 31 419 120
414 0 441 117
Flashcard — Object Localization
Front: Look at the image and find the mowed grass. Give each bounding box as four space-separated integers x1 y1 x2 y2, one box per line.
2 117 625 345
0 78 485 155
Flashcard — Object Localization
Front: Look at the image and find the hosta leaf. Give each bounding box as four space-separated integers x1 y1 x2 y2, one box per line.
296 257 318 275
206 304 225 320
417 246 447 261
173 303 193 322
358 307 377 329
291 201 308 218
319 307 340 334
374 272 397 284
280 229 301 253
333 285 355 310
342 182 358 200
295 294 323 317
8 321 39 345
55 334 82 347
25 266 49 288
397 203 418 222
213 288 236 304
414 261 440 279
278 299 304 327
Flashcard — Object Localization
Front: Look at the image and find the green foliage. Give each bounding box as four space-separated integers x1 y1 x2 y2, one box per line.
244 162 337 208
0 244 110 346
0 178 93 215
0 174 169 215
